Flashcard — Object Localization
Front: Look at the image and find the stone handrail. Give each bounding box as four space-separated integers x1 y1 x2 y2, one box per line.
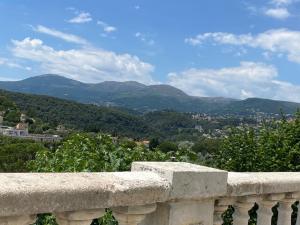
0 162 300 225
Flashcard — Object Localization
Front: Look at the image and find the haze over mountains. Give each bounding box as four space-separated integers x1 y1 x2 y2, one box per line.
0 74 299 115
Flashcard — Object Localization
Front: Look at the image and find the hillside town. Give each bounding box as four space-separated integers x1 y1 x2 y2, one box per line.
0 112 61 142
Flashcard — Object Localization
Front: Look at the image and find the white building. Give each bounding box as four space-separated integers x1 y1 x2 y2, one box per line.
0 125 28 137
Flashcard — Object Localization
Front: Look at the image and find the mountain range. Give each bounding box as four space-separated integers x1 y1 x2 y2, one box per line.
0 74 299 115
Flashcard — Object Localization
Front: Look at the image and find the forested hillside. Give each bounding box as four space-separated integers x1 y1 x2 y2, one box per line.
0 90 154 138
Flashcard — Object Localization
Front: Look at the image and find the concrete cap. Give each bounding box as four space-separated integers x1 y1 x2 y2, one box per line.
0 172 170 217
132 162 228 200
228 172 300 196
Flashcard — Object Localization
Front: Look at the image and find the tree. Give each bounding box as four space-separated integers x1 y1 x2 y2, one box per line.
0 136 47 172
157 141 178 153
149 138 159 150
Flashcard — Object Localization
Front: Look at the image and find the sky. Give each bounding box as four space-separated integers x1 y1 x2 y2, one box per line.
1 0 300 102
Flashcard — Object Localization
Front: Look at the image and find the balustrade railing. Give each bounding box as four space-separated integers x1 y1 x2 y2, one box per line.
0 162 300 225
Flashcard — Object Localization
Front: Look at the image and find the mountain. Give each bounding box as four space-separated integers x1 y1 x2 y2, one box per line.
0 74 299 115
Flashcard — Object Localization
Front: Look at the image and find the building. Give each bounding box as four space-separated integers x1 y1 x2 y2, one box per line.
0 125 28 137
16 122 28 130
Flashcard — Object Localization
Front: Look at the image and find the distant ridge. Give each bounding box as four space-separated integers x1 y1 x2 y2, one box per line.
0 74 299 114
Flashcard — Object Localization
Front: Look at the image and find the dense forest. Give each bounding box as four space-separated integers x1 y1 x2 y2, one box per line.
0 89 244 140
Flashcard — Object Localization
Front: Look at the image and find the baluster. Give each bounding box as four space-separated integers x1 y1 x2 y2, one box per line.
112 203 156 225
233 195 260 225
0 215 36 225
297 201 300 225
257 194 284 225
277 196 295 225
285 192 300 225
55 209 105 225
214 197 236 225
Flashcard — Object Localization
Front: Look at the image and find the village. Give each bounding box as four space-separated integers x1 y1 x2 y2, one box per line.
0 112 62 142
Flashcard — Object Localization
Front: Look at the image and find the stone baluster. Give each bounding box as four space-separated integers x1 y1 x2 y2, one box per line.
285 192 300 225
277 194 295 225
233 195 260 225
112 204 157 225
214 197 236 225
257 193 285 225
297 202 300 225
0 215 36 225
55 209 105 225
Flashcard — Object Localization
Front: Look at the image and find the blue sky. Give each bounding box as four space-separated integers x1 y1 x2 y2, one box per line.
1 0 300 101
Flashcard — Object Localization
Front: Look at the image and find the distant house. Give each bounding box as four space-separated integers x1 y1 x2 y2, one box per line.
56 124 67 132
16 122 28 131
0 125 28 137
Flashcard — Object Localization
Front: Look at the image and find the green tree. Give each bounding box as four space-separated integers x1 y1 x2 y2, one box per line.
149 138 159 150
214 113 300 172
157 141 178 153
0 136 47 172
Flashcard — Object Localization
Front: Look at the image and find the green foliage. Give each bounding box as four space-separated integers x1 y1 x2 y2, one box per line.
192 138 221 155
0 94 21 125
0 136 47 172
214 113 300 172
30 133 170 172
149 138 159 150
157 141 178 153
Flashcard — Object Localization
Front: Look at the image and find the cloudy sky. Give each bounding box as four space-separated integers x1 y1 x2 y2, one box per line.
1 0 300 102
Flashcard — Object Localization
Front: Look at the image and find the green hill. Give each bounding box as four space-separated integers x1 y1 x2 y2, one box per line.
0 89 154 139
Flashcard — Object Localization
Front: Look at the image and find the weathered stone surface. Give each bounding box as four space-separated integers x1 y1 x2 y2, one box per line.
141 199 215 225
132 162 228 200
227 172 300 196
113 204 157 225
0 172 170 217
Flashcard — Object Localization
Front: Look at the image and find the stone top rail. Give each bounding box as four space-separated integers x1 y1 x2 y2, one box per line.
0 171 170 217
227 172 300 196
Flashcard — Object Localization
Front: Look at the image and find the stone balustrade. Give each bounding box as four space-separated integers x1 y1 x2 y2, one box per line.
0 162 300 225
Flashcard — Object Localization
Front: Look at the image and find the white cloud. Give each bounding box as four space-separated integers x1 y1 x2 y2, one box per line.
10 38 154 84
167 62 300 102
97 21 117 33
135 32 155 45
185 28 300 64
134 5 140 10
34 25 88 45
271 0 294 6
68 12 92 24
245 0 296 19
264 7 290 19
0 57 31 71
